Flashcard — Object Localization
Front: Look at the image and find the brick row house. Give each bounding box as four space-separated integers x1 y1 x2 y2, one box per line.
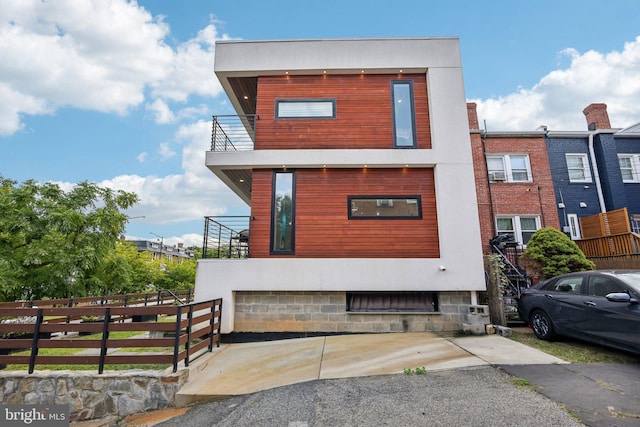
196 38 486 334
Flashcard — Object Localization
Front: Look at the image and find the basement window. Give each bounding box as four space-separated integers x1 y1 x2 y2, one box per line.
347 292 438 312
276 99 336 119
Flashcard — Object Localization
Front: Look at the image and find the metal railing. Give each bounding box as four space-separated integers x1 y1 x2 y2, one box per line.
211 115 258 152
202 216 251 259
0 298 222 374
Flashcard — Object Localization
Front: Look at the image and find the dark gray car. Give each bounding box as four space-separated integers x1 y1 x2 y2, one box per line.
517 270 640 355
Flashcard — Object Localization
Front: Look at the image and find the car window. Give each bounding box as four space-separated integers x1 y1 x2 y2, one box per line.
587 276 626 297
545 276 583 293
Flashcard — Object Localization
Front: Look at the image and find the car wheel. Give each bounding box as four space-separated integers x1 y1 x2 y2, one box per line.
530 309 555 341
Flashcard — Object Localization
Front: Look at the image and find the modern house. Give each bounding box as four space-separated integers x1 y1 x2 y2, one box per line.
195 38 486 334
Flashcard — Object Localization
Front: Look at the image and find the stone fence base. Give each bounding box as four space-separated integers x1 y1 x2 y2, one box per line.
0 369 189 422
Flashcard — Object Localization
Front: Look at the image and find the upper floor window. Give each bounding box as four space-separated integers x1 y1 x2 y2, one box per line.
566 153 592 183
618 154 640 183
496 215 540 246
486 154 532 182
391 80 417 148
275 99 336 119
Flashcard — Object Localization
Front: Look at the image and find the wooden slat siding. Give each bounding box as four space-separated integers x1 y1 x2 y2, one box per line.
580 208 630 239
255 74 430 150
250 168 439 258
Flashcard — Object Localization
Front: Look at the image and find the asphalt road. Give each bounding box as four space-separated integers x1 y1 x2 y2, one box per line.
155 366 583 427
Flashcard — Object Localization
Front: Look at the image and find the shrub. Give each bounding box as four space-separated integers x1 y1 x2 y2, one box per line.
521 227 595 281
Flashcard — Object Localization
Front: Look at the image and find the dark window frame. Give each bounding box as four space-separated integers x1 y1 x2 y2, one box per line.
391 80 417 149
346 291 439 313
275 98 337 120
348 195 423 220
270 170 296 255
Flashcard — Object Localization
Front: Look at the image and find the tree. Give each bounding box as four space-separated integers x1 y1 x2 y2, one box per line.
0 176 138 301
521 227 596 281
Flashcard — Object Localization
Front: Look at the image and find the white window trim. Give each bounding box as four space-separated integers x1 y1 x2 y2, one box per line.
496 215 541 246
566 153 593 183
486 154 532 183
618 154 640 183
566 214 582 240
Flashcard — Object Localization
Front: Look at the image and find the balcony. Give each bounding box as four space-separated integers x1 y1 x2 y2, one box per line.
202 216 250 259
210 115 258 152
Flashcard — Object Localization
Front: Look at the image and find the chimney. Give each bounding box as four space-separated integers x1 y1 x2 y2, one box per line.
467 102 479 130
583 103 611 130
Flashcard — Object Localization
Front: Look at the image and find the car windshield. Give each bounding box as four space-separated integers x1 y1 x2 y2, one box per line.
614 272 640 293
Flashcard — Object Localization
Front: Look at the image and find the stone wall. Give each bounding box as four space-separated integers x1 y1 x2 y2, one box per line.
0 369 188 422
234 291 472 333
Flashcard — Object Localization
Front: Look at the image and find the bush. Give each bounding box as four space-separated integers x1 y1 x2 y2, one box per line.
521 228 595 281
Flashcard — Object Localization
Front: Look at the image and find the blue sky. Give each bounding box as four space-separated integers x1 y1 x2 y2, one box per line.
1 0 639 247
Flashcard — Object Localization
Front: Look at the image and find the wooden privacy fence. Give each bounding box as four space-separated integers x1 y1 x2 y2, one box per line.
0 289 193 309
0 298 222 374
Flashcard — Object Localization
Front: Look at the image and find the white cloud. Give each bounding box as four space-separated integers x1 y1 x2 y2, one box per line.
0 1 226 135
100 119 246 225
158 142 176 160
472 36 640 131
137 152 148 163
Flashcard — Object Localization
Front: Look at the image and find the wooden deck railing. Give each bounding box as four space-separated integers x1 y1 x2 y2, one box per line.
576 232 640 257
0 298 222 374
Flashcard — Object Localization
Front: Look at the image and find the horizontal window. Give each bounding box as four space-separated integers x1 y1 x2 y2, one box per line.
275 99 336 119
348 196 422 219
347 292 438 312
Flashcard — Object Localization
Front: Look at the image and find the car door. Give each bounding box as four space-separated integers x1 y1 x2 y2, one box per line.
539 275 587 335
580 275 640 351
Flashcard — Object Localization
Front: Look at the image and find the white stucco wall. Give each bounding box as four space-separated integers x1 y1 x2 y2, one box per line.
200 38 485 333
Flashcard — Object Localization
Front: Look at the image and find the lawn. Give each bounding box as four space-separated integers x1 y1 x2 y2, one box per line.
509 328 640 364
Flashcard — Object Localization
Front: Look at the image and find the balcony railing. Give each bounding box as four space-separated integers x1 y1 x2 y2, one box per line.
211 115 258 152
202 216 250 259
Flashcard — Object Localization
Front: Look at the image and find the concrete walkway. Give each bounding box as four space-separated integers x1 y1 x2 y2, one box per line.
175 332 566 405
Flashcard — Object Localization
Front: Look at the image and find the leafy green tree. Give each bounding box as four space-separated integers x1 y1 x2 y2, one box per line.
152 257 196 290
0 176 138 301
521 227 596 281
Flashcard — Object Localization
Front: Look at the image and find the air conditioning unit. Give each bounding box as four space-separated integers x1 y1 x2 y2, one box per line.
489 171 506 181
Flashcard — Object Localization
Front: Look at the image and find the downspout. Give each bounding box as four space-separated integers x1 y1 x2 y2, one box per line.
587 132 607 213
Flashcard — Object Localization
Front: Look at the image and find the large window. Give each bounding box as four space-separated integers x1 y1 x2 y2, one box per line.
566 153 592 183
487 154 532 182
391 81 417 148
271 171 295 254
275 99 336 119
618 154 640 183
496 216 540 245
348 196 422 219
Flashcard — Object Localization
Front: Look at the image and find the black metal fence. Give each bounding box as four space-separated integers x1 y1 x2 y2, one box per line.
202 216 250 259
211 115 258 151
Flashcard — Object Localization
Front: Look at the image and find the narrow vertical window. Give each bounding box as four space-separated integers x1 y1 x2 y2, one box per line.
391 80 417 148
271 171 295 254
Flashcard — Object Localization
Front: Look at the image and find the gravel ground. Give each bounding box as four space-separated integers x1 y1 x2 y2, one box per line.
155 366 582 427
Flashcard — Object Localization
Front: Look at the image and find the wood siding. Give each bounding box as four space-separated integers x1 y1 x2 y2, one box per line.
250 168 440 258
254 74 430 150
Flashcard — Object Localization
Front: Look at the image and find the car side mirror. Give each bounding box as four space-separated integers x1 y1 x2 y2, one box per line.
606 292 636 303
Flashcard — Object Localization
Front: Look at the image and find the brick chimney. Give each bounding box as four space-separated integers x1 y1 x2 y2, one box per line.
467 102 479 130
583 103 611 130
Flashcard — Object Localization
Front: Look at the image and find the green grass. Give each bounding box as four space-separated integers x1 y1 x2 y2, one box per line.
509 329 640 364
